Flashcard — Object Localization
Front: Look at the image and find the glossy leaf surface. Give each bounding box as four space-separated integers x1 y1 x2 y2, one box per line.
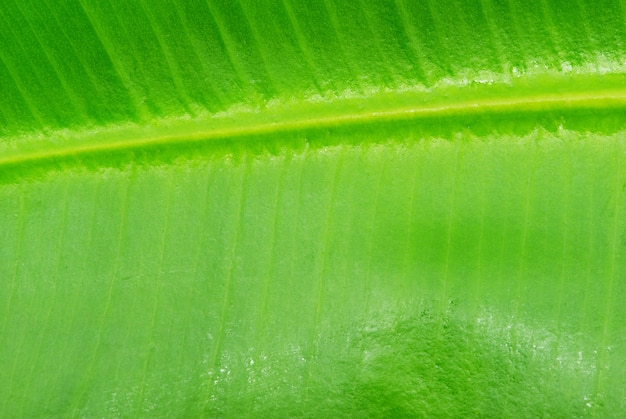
1 1 625 416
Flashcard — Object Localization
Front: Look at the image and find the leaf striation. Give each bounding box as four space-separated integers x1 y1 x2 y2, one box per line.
0 0 625 416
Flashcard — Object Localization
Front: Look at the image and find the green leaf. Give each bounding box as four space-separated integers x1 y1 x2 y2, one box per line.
1 0 625 416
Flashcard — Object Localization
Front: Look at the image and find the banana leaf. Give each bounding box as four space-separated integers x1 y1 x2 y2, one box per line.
1 0 625 416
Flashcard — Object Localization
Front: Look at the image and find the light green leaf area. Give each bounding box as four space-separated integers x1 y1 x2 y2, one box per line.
1 1 625 417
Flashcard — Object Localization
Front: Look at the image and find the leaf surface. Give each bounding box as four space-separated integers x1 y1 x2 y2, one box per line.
0 0 625 416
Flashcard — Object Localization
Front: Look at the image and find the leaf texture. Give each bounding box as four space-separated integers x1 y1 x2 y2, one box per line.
0 0 625 416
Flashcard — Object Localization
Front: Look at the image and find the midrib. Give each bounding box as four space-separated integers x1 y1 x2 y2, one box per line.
1 77 625 175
